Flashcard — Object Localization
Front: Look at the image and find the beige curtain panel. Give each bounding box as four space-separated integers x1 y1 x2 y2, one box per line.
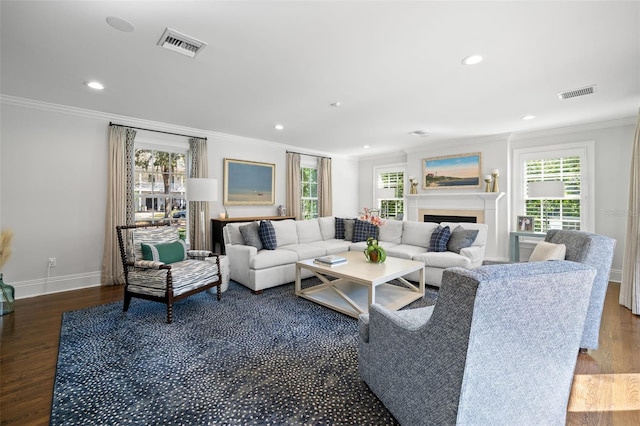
620 110 640 315
286 152 302 220
318 157 332 217
101 125 136 285
189 138 211 251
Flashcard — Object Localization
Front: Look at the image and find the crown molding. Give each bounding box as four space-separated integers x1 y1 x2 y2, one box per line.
509 116 637 141
0 94 339 157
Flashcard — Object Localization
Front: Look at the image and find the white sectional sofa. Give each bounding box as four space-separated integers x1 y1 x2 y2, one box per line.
223 217 488 293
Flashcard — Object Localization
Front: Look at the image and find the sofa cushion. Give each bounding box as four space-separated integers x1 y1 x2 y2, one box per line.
272 219 298 246
318 216 336 240
529 241 567 262
353 219 378 243
384 244 428 260
428 225 451 252
378 219 403 244
132 225 180 262
308 239 352 255
349 240 398 252
413 251 473 269
279 244 326 260
447 225 479 254
239 222 263 250
344 219 355 241
250 249 299 270
259 220 278 250
441 222 488 247
335 217 346 239
401 221 438 248
141 240 187 264
296 219 323 243
224 223 248 246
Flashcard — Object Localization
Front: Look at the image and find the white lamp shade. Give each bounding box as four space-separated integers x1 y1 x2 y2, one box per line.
528 181 564 199
187 178 218 202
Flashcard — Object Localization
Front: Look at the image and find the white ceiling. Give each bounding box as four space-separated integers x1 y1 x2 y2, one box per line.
1 1 639 157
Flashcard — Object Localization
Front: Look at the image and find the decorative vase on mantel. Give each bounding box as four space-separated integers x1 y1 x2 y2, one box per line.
0 273 15 316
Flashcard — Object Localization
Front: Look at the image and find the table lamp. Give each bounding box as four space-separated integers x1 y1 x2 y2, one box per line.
186 178 218 250
527 180 564 232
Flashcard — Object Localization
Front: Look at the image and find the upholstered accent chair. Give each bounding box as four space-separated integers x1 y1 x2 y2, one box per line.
116 223 222 323
544 229 616 350
358 261 596 426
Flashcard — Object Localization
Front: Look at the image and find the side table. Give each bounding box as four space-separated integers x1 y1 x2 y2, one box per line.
509 231 547 262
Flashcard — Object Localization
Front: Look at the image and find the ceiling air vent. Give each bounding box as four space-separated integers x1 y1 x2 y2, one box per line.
157 28 207 58
557 84 597 100
408 130 429 137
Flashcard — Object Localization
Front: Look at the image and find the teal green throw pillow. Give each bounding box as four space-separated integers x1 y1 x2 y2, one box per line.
141 240 187 264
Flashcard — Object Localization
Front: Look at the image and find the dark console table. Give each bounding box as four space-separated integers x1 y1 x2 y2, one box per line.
211 216 296 254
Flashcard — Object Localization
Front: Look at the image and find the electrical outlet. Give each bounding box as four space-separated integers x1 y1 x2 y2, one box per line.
48 258 57 268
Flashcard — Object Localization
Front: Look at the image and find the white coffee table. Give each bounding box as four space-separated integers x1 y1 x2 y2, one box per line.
295 251 425 318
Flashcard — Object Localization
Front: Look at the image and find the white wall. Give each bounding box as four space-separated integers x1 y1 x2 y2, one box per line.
510 119 636 281
359 136 510 259
0 98 359 298
358 119 635 272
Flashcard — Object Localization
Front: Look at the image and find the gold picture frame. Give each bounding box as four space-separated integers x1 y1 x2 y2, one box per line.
422 152 482 190
223 158 275 205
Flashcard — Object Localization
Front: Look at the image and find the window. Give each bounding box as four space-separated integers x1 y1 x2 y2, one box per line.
514 142 594 232
375 165 405 219
301 166 318 219
134 148 187 226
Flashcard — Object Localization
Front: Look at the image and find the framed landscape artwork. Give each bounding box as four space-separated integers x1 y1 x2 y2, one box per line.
422 152 482 190
223 158 275 205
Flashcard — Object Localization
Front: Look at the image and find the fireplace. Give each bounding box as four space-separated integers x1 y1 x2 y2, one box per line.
424 214 477 224
406 192 504 258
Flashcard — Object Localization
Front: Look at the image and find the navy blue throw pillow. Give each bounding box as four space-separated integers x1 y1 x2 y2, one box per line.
428 225 451 252
259 220 277 250
352 219 378 243
335 217 345 239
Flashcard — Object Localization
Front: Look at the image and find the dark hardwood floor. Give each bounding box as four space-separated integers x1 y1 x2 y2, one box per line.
1 282 638 425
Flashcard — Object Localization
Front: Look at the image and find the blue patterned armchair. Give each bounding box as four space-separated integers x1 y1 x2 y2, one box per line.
116 223 222 323
544 230 616 351
358 261 596 425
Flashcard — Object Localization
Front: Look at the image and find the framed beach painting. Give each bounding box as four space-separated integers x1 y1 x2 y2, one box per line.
223 158 275 205
422 152 482 190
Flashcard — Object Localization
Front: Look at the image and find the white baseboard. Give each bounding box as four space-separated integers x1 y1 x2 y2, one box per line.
609 268 622 283
11 271 102 299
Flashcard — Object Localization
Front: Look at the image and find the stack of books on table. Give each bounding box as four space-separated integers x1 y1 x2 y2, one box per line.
314 255 348 266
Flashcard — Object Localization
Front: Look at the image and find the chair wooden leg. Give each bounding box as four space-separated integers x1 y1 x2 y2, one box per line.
252 290 263 295
166 304 173 324
217 282 221 300
123 292 132 312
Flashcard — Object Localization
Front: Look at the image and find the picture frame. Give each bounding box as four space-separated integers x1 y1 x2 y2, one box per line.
223 158 275 205
422 152 482 190
517 215 534 232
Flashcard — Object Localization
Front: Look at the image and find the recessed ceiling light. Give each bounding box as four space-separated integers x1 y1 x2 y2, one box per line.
84 81 104 90
521 115 536 121
330 102 341 107
363 145 370 149
462 55 483 65
106 16 135 33
274 124 284 130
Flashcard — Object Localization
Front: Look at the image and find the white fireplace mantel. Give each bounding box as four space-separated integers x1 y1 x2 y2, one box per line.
405 192 505 258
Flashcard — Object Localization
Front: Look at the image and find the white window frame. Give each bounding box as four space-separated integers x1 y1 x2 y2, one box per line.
300 156 319 220
373 163 406 219
133 137 189 226
512 141 595 232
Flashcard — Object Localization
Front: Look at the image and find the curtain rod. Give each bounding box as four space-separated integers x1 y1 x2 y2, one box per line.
109 122 207 141
286 150 331 160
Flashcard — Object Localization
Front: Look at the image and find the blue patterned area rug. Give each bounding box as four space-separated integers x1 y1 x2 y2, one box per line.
51 279 438 425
